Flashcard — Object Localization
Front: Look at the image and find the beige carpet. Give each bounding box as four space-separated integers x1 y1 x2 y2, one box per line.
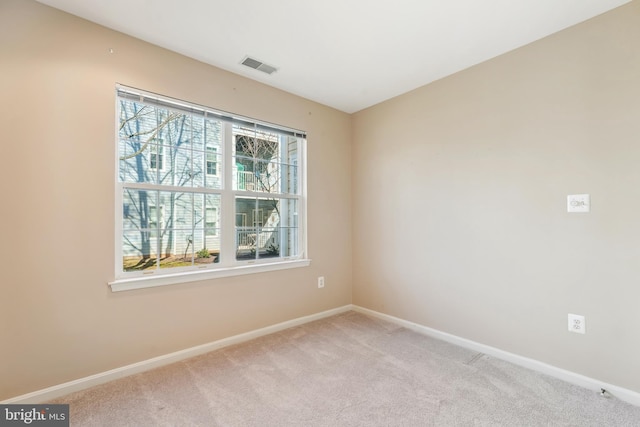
52 311 640 426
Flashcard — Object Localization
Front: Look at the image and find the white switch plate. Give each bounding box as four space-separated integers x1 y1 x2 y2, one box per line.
568 313 586 334
567 194 590 213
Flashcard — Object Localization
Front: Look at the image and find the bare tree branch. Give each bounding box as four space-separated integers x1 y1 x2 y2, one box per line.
119 108 183 161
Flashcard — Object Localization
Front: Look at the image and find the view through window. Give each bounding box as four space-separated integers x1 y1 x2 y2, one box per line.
116 86 306 281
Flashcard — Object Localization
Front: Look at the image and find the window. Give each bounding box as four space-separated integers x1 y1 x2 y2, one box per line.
112 86 308 291
148 205 164 229
150 144 164 170
205 207 218 236
206 146 217 175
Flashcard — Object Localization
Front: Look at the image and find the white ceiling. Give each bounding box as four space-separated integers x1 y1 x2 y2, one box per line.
37 0 629 113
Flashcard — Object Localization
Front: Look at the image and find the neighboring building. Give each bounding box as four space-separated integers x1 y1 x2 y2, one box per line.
118 96 300 270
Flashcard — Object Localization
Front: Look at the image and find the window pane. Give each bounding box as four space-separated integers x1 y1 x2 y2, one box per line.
158 191 193 230
234 155 255 191
194 194 221 262
279 227 298 258
118 105 205 188
158 228 195 269
230 131 301 194
157 109 190 148
204 119 223 189
235 197 297 260
122 229 158 271
205 119 223 149
190 115 204 152
282 162 298 194
118 139 161 185
256 198 281 259
281 136 299 194
118 100 159 143
278 199 299 257
233 126 282 193
118 100 163 184
188 148 204 188
235 197 256 260
254 158 279 193
122 189 158 231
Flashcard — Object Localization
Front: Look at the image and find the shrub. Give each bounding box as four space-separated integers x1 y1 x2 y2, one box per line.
196 248 210 258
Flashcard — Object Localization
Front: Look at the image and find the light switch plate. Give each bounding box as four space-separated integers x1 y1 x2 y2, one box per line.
567 194 590 213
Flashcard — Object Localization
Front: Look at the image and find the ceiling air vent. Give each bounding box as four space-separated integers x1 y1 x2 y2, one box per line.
240 56 278 75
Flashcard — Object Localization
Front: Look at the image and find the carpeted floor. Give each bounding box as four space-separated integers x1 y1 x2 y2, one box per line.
52 311 640 426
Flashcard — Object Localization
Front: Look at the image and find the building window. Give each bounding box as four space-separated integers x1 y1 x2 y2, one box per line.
206 146 218 175
150 143 164 170
113 86 307 290
148 205 164 229
205 207 218 236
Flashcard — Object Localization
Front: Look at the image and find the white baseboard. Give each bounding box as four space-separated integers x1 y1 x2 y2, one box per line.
2 305 352 404
351 305 640 407
7 304 639 408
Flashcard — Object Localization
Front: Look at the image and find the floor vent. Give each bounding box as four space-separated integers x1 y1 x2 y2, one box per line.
241 56 278 75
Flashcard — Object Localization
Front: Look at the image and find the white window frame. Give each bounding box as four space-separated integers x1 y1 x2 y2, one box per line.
110 85 309 292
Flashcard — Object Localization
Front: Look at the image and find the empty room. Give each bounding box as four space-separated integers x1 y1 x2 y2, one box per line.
1 0 639 425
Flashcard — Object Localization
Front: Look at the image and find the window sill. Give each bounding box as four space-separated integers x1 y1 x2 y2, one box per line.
109 259 311 292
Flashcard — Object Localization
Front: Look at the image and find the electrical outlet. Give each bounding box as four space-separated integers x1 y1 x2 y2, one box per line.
568 314 586 334
317 276 325 289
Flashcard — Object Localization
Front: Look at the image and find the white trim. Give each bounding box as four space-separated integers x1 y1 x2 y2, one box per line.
299 137 308 258
115 87 307 286
220 122 235 267
351 305 640 407
8 304 636 407
109 258 311 292
120 181 223 195
2 305 352 404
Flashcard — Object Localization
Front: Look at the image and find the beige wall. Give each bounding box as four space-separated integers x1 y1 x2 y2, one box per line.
353 2 640 393
0 0 351 400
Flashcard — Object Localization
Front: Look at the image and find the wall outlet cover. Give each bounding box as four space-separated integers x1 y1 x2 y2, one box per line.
568 313 586 334
317 276 325 288
567 194 590 213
